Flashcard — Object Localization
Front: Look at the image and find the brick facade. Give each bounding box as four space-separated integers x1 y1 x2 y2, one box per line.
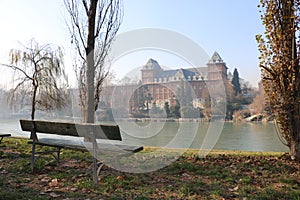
101 52 228 112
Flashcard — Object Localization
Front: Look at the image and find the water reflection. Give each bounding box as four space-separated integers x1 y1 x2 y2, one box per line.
212 122 288 152
121 121 288 152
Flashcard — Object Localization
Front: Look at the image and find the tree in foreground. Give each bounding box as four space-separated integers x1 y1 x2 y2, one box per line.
3 39 67 120
65 0 123 123
257 0 300 159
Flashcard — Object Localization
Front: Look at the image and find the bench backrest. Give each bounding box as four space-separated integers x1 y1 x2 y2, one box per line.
20 120 122 141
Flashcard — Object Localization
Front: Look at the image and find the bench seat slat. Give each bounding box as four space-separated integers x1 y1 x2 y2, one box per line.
20 120 122 141
21 120 77 136
0 133 11 137
31 138 143 153
0 133 11 144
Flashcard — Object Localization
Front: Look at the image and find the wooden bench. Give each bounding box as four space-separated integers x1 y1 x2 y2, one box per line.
20 119 143 184
0 133 11 144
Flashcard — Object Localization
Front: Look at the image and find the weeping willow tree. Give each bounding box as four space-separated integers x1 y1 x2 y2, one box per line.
65 0 123 123
3 39 68 120
257 0 300 160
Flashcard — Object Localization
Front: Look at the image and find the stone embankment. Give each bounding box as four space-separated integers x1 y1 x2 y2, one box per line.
244 114 274 122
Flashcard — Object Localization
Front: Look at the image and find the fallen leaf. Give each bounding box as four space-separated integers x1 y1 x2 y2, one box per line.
50 192 61 198
41 177 51 182
229 186 239 192
44 188 53 192
49 178 59 187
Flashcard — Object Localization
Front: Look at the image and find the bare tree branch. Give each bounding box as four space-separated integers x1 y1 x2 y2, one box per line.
65 0 123 123
82 0 89 16
1 64 34 82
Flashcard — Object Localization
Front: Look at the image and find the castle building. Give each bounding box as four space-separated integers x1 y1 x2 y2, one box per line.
101 52 228 113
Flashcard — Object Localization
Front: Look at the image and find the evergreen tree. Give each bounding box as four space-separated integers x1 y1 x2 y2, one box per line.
164 102 171 117
150 102 160 115
170 100 181 118
231 68 241 96
185 84 193 106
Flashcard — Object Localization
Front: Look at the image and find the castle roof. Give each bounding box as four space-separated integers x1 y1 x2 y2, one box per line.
142 51 227 82
142 58 162 70
187 67 207 78
155 68 198 80
156 69 177 78
178 68 196 78
208 51 224 64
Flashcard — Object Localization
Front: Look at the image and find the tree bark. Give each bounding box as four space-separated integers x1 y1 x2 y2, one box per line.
282 0 300 160
85 0 98 123
290 104 300 159
31 84 38 120
290 135 300 160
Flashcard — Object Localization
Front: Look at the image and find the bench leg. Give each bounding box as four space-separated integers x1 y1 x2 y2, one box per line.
97 162 104 176
92 138 99 185
93 157 98 185
31 142 36 173
57 147 61 163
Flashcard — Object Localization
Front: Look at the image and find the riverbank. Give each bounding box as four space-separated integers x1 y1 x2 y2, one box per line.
0 138 299 199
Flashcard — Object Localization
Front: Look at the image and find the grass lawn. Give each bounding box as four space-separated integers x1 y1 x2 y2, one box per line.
0 138 299 200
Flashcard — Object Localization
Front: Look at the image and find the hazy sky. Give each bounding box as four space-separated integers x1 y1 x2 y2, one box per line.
0 0 264 88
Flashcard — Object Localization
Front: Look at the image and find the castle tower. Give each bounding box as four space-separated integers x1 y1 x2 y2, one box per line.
141 58 162 84
207 51 228 80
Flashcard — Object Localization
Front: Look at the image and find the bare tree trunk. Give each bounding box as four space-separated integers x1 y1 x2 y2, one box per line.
85 0 98 123
282 0 300 160
31 84 38 120
290 107 300 159
65 0 122 124
290 133 300 160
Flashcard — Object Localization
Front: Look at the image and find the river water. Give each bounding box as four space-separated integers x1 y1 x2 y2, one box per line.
0 119 288 152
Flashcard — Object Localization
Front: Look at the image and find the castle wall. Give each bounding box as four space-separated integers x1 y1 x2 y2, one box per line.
100 52 229 113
